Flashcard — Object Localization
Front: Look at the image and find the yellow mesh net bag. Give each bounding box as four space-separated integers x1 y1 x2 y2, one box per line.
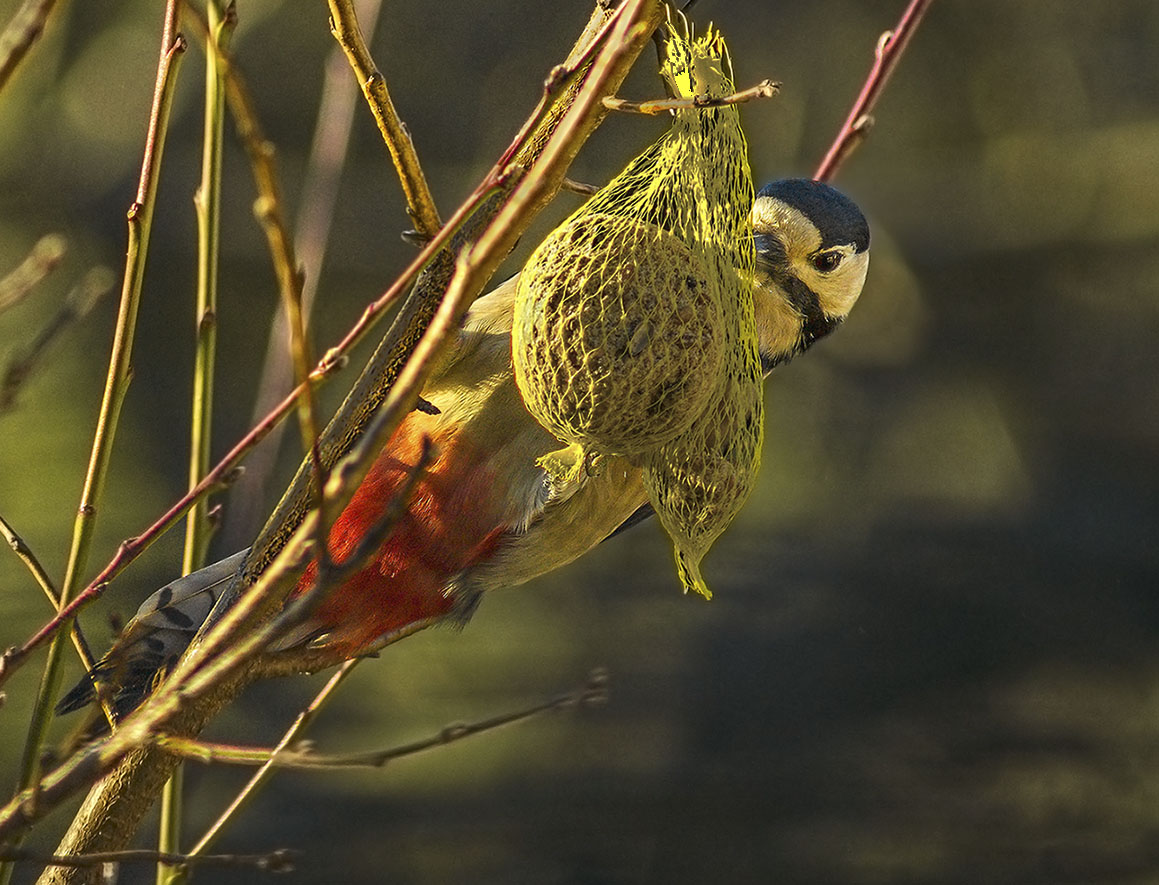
512 14 762 598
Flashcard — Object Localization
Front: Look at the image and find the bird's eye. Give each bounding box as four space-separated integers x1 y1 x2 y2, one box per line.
811 251 842 273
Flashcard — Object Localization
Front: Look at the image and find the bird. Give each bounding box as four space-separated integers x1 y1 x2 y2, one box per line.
58 178 870 720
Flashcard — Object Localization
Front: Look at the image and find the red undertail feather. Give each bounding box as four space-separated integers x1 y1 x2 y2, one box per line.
293 415 506 656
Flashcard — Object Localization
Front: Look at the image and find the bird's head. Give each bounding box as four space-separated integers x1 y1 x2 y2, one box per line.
751 178 870 373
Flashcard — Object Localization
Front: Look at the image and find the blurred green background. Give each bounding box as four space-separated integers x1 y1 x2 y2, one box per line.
2 1 1158 882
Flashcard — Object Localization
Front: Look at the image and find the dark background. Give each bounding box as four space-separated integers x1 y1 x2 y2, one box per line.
2 1 1158 882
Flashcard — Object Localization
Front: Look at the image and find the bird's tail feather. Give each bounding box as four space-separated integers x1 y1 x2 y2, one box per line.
56 548 250 721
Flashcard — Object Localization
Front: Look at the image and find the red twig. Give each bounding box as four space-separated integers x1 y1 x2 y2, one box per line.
0 368 338 687
813 0 932 183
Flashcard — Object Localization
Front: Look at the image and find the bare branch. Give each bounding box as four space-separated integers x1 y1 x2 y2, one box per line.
186 659 360 858
228 0 387 550
0 847 297 874
0 0 59 94
0 513 103 700
0 234 66 315
159 669 609 770
161 2 238 875
0 267 115 413
327 0 442 238
814 0 933 182
604 77 778 114
186 3 330 560
561 177 599 197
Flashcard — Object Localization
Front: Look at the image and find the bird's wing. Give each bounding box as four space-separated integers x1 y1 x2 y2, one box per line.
56 548 250 715
605 502 656 541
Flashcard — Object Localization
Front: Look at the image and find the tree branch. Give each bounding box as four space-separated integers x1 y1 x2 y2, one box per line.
159 669 609 770
0 0 59 95
0 234 66 316
327 0 442 237
603 77 778 114
186 659 359 858
0 847 297 874
813 0 933 182
0 268 115 414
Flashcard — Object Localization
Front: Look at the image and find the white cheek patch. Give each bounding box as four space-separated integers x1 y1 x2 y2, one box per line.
844 252 870 308
799 250 869 319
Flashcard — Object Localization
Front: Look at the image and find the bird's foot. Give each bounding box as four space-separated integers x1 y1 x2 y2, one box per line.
537 444 603 500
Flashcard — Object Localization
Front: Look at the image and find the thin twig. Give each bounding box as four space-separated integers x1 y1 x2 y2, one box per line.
0 0 59 94
187 658 360 858
182 0 235 579
327 0 442 238
603 77 778 114
561 177 599 197
0 847 297 873
0 373 323 691
228 0 386 550
0 514 100 684
161 669 609 770
190 6 332 541
160 2 236 879
3 9 186 883
0 267 115 413
236 101 329 508
178 15 330 563
0 233 66 315
813 0 933 182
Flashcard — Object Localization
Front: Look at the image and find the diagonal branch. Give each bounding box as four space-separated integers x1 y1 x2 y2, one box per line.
160 2 237 877
0 0 59 95
0 234 66 316
813 0 933 182
603 77 779 114
0 267 115 413
327 0 442 237
185 658 360 859
0 514 99 685
227 0 387 551
0 847 297 874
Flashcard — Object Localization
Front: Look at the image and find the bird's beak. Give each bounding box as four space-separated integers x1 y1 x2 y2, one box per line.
753 231 786 281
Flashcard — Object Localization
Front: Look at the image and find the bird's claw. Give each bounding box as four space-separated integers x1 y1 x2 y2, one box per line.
537 444 604 502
